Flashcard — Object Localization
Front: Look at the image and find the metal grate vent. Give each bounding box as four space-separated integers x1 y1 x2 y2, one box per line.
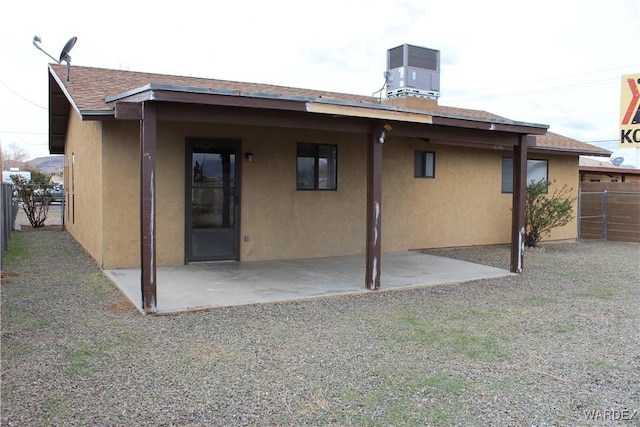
407 45 439 70
388 45 405 70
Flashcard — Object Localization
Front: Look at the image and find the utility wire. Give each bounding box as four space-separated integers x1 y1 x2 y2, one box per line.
445 64 640 99
0 79 47 110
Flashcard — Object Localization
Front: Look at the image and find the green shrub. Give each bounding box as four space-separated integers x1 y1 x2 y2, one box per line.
525 179 575 247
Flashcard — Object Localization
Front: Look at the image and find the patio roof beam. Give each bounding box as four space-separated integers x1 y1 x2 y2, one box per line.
140 101 158 314
389 121 525 145
113 102 373 133
431 116 547 135
110 89 309 114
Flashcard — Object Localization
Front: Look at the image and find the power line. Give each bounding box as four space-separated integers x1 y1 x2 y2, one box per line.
0 79 47 110
446 77 621 103
445 64 640 99
0 130 47 136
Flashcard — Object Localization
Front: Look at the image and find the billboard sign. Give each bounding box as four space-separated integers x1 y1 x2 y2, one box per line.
620 73 640 147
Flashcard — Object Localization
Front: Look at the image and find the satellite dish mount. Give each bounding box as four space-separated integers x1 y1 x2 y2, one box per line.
32 36 77 82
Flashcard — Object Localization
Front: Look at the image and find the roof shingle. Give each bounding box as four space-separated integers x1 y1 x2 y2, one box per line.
49 64 611 156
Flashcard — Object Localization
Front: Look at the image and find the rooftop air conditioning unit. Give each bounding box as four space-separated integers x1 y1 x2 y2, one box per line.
386 44 440 99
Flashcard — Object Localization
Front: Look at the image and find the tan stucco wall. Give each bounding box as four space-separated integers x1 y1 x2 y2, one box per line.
100 121 188 268
383 139 513 250
239 127 367 261
64 112 104 265
381 139 579 250
96 122 369 268
66 117 580 269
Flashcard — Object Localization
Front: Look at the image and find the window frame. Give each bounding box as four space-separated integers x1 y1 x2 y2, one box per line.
296 142 338 191
501 157 549 193
414 150 436 178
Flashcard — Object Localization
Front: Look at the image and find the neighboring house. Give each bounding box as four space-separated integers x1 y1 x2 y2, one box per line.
579 157 640 183
46 54 609 312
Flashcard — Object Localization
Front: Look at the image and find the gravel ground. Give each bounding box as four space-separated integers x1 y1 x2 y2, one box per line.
1 227 639 426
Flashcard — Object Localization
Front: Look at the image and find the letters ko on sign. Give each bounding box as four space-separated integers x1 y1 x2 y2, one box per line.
620 74 640 147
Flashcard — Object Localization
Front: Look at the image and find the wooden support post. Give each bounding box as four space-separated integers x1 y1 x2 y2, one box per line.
365 122 384 290
140 102 157 313
510 134 529 273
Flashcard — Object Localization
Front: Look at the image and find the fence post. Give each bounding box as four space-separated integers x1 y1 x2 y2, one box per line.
577 188 582 242
603 190 608 241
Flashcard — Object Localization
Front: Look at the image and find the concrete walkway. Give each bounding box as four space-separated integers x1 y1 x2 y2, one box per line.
104 251 513 314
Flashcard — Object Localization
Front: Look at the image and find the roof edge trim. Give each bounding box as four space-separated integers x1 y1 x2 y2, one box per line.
48 64 82 118
531 145 612 156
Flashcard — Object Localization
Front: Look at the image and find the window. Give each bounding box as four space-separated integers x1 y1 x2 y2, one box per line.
297 143 337 190
414 150 435 178
502 157 548 193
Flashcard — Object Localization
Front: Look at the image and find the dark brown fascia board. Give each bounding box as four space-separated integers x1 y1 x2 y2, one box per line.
115 102 372 134
431 115 548 134
105 83 312 113
104 83 550 136
309 97 549 135
390 121 523 145
529 146 612 157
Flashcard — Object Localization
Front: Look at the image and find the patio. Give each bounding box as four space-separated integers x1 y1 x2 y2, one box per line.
104 251 513 314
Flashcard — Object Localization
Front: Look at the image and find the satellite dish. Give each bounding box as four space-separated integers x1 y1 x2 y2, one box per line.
59 37 77 64
32 35 78 83
610 156 624 167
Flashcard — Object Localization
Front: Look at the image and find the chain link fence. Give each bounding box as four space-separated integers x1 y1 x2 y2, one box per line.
2 183 65 270
1 183 65 229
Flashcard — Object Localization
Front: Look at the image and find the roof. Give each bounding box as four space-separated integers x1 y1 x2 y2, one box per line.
47 64 607 156
533 132 612 156
579 156 640 175
49 64 542 125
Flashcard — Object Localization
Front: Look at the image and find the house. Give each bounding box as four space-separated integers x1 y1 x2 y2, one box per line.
579 157 640 183
46 46 610 312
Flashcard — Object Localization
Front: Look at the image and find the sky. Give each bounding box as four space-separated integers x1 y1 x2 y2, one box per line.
1 0 639 166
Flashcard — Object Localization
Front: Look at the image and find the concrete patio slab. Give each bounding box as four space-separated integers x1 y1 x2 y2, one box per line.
104 251 513 314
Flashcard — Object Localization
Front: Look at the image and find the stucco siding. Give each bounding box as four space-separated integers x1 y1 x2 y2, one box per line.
239 127 367 261
382 139 579 251
382 139 512 251
101 122 141 268
91 121 579 269
64 113 104 265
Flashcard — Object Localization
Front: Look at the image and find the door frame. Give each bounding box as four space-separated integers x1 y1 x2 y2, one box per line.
185 138 241 262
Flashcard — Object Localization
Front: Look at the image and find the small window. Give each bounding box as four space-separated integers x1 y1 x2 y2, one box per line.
502 158 548 193
297 143 337 190
414 150 435 178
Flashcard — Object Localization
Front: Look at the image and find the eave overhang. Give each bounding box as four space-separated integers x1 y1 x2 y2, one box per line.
49 76 551 155
530 145 612 157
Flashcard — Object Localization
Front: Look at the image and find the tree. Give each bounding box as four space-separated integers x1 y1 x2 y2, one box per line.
25 168 51 185
525 179 575 247
10 175 50 228
1 141 29 170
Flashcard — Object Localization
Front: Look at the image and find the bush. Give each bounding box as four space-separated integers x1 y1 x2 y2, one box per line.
10 175 50 228
525 179 575 247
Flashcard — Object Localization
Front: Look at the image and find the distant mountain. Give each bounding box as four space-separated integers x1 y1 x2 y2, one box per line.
25 156 65 174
